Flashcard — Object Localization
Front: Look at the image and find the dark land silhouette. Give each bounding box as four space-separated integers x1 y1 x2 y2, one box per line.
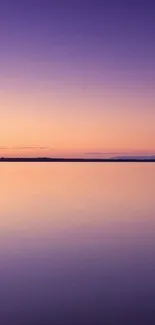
0 157 155 162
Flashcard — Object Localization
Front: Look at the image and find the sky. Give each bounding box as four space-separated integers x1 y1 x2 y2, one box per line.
0 0 155 157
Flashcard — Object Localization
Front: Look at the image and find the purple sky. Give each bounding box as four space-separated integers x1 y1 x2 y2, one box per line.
0 0 155 157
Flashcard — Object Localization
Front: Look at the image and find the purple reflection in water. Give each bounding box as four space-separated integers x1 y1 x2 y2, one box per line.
0 163 155 324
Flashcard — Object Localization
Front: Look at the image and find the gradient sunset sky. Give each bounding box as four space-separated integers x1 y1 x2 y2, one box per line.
0 0 155 157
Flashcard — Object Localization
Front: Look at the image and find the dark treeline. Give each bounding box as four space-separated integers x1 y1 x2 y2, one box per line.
0 157 155 162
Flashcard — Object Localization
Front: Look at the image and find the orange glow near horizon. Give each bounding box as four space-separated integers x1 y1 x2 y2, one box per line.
0 78 155 157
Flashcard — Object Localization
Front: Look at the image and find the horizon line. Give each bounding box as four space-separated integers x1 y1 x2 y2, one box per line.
0 156 155 162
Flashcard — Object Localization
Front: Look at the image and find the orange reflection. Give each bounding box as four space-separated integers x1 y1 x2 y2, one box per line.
0 163 155 236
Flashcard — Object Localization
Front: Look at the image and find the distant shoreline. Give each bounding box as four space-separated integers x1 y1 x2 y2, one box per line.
0 158 155 162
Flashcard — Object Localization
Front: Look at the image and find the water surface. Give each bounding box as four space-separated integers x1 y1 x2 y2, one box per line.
0 163 155 324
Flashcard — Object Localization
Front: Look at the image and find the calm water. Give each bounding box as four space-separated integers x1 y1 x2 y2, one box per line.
0 163 155 325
